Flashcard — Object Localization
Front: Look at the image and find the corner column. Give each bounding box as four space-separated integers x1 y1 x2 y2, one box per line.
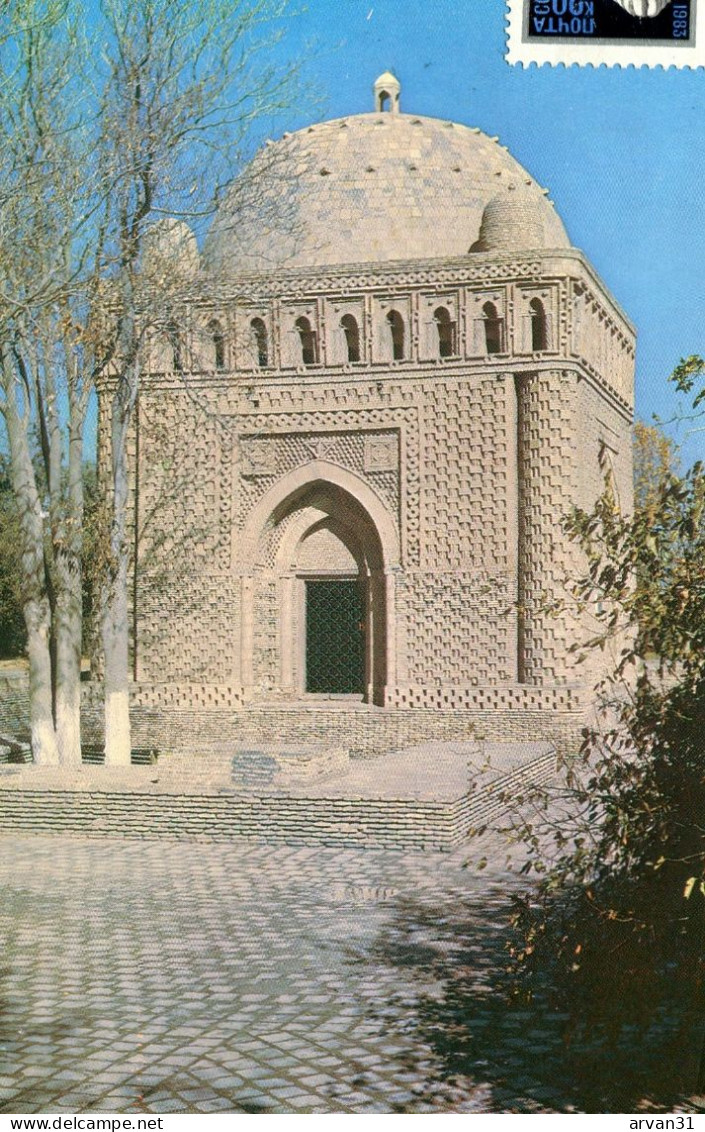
515 369 577 686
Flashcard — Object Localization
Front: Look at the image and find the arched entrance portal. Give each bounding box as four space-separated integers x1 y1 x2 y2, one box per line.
241 464 398 706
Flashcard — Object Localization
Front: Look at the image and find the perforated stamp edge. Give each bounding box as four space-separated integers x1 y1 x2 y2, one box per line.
506 0 705 67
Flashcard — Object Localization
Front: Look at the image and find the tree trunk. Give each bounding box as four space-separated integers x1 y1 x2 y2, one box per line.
54 561 83 765
54 421 84 765
2 354 59 766
102 364 136 767
102 554 131 766
24 594 59 765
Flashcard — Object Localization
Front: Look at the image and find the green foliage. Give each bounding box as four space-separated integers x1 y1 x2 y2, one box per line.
566 456 704 671
633 419 680 524
507 383 705 1092
672 355 705 410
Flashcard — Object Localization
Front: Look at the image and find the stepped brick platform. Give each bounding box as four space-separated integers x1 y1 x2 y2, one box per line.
0 741 557 851
0 671 568 849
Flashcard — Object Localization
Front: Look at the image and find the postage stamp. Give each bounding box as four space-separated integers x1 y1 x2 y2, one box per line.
506 0 705 66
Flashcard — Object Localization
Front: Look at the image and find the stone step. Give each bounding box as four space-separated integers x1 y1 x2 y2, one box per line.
0 743 557 850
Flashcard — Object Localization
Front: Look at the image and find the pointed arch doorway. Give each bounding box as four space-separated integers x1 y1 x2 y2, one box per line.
241 464 398 706
279 486 385 703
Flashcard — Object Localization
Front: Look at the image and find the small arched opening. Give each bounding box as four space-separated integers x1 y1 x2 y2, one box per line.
341 314 361 363
167 322 183 372
530 298 548 352
434 306 456 358
373 72 401 114
386 309 405 361
250 317 268 367
482 302 503 355
208 319 225 371
295 316 319 366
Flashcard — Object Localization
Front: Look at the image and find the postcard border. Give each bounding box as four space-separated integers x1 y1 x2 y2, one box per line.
506 0 705 67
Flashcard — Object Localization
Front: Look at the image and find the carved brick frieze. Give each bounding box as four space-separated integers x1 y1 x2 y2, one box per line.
364 434 399 473
230 258 546 302
240 437 280 477
232 406 420 563
238 428 401 542
137 571 239 684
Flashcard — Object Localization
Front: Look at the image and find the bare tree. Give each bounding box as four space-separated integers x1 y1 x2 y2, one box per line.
0 0 97 765
0 0 300 766
92 0 299 765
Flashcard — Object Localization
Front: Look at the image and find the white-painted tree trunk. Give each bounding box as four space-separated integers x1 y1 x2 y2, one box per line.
102 558 132 765
104 684 131 765
54 588 82 765
24 597 60 766
102 348 137 768
2 355 60 766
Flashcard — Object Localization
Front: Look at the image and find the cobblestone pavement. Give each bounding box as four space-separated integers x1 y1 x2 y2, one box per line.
0 832 695 1115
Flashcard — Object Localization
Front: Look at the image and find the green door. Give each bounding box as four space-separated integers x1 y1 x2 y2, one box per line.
305 579 365 694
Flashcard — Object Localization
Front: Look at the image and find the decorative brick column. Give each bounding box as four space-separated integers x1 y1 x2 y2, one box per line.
516 369 577 686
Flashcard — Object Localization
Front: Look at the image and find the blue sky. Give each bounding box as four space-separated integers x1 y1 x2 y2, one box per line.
261 0 705 469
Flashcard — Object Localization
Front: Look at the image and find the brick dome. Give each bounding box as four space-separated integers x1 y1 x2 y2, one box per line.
205 105 571 277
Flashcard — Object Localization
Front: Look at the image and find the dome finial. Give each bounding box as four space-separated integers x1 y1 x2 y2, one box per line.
373 71 400 114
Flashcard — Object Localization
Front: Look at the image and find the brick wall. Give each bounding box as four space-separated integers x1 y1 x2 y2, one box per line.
1 674 585 760
80 686 583 757
0 675 30 741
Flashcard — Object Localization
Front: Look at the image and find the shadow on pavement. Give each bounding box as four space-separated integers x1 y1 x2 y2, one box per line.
368 892 699 1114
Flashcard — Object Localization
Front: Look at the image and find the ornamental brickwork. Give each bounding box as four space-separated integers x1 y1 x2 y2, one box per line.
99 78 635 734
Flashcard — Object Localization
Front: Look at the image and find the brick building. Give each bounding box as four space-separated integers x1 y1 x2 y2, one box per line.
107 74 634 741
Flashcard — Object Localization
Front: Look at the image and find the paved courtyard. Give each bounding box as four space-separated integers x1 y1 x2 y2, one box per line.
0 831 695 1114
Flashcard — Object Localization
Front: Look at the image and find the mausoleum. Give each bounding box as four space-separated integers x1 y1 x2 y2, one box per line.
102 74 634 746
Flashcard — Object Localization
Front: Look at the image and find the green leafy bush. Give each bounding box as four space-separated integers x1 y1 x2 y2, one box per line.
508 382 705 1092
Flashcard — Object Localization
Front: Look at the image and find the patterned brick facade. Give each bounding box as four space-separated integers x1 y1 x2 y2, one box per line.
99 77 635 736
